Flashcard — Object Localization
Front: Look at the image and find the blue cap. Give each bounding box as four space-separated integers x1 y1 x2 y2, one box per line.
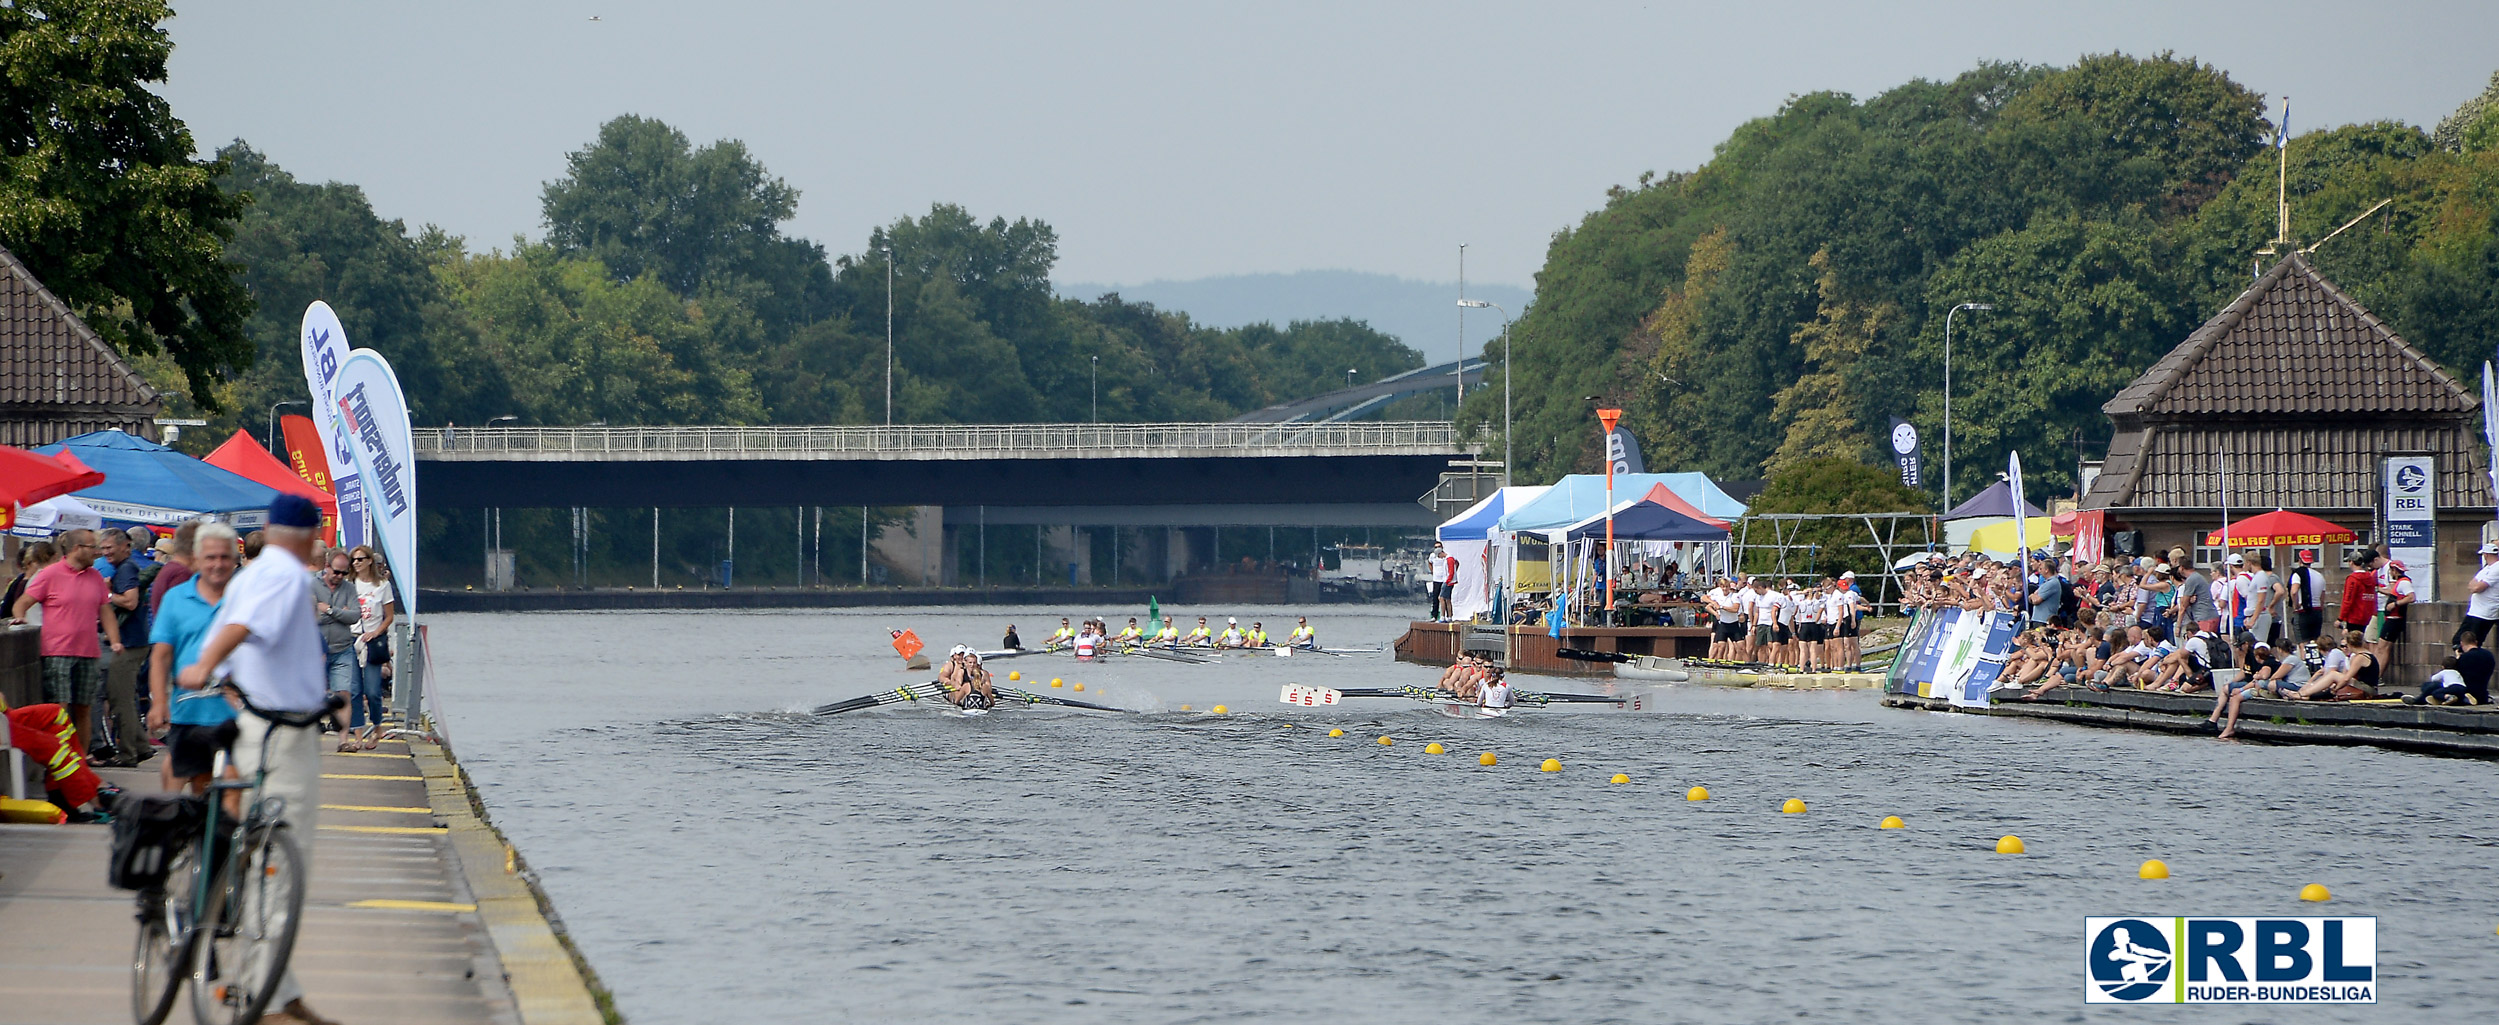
268 494 322 529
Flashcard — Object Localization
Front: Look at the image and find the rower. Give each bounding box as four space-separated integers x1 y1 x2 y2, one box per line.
1153 618 1181 645
1184 617 1213 646
1218 617 1245 648
1116 617 1144 648
1287 617 1317 649
1246 621 1269 647
1047 618 1075 651
1479 667 1513 710
1073 625 1103 659
939 646 996 709
1002 624 1024 650
1440 655 1486 701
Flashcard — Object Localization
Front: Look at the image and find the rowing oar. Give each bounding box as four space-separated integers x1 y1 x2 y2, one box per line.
994 686 1128 712
1129 647 1208 664
1516 689 1626 705
1555 647 1634 664
812 682 944 715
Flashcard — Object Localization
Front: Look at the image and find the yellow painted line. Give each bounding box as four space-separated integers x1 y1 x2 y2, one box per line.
320 804 432 814
346 898 476 912
320 824 448 835
322 773 424 781
328 751 415 759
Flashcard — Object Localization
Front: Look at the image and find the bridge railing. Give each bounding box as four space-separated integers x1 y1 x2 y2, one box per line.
414 421 1466 458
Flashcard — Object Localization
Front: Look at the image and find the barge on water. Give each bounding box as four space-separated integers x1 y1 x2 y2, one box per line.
1393 621 1713 677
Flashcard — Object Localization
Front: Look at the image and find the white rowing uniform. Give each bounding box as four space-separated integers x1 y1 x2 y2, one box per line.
1074 632 1101 657
1481 680 1513 709
1218 627 1243 646
1289 624 1316 647
1155 625 1180 643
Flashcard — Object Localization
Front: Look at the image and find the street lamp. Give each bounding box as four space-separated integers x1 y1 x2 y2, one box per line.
1455 243 1468 411
267 400 307 456
1942 301 1993 510
894 243 904 425
1346 368 1357 390
1090 355 1099 423
1458 299 1510 489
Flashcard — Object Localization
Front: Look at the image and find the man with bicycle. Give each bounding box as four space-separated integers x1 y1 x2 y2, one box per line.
175 496 341 1025
150 521 242 796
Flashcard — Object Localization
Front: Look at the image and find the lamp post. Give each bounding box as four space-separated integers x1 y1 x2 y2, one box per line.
1458 299 1510 489
894 243 904 425
1091 355 1099 423
267 400 308 457
1942 301 1993 510
1455 244 1468 412
1346 368 1357 390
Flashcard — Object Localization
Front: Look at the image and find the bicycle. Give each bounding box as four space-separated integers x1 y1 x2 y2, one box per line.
130 689 343 1025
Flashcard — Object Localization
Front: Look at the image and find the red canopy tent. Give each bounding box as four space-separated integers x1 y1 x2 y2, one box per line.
204 431 336 519
2203 510 2357 547
0 445 108 530
1639 482 1730 530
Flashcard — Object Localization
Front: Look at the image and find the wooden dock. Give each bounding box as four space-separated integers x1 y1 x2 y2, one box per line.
1883 686 2499 758
1394 621 1713 676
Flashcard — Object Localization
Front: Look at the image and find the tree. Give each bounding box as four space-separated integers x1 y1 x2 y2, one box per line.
1766 249 1899 474
542 115 832 327
0 0 253 405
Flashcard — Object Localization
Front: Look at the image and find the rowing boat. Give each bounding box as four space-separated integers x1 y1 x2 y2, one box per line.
812 681 1129 716
1279 683 1625 717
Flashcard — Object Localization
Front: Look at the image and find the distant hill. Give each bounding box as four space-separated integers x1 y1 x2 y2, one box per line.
1058 270 1534 358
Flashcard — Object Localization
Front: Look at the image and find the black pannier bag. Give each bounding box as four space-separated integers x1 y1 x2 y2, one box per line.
107 793 206 891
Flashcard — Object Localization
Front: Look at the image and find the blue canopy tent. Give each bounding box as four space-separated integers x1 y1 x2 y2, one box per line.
1942 478 2044 521
38 430 281 528
1436 485 1550 541
1562 498 1731 542
1498 472 1748 535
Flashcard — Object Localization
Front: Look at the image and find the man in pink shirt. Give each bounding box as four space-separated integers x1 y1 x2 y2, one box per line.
12 528 122 757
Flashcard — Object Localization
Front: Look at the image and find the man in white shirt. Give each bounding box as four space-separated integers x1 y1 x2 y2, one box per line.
1763 584 1797 666
2460 543 2499 648
1739 578 1768 663
1707 579 1741 660
175 496 339 1025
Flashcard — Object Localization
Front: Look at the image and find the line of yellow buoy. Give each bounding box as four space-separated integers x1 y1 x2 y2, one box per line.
1299 729 2339 900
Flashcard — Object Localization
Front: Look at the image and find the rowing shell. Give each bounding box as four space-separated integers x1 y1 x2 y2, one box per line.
812 681 1129 716
1279 683 1622 715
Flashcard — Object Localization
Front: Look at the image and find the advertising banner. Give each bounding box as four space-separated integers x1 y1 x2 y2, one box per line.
2382 455 2435 600
1954 612 2023 706
1605 425 1645 476
1888 418 1922 488
334 348 418 617
299 302 368 549
278 413 336 541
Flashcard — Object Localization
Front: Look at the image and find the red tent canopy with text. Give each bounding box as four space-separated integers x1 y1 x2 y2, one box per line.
2203 509 2357 547
203 430 337 519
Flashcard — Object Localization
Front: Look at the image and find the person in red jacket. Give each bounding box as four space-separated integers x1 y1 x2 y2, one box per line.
5 703 106 819
2336 549 2381 639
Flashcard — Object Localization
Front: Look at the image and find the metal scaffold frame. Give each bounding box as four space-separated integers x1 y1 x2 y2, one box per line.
1732 512 1939 617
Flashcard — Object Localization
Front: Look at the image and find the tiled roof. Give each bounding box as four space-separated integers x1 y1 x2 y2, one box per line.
0 243 158 446
2104 254 2470 419
2083 420 2494 510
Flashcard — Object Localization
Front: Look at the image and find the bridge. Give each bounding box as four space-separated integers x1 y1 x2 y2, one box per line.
1228 358 1484 423
416 421 1474 524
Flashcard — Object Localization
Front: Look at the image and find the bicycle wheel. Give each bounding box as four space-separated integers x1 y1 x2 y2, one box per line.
189 824 306 1025
130 843 195 1025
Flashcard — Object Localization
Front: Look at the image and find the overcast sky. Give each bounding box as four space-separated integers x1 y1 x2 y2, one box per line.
163 1 2497 288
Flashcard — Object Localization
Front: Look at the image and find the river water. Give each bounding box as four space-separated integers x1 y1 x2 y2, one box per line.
428 606 2493 1023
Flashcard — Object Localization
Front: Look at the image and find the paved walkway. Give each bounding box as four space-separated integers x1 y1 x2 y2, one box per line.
0 734 601 1025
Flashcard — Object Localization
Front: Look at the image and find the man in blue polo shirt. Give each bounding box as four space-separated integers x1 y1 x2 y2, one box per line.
148 521 240 794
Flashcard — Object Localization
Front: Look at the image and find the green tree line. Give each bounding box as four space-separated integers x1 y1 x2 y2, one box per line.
1475 56 2499 507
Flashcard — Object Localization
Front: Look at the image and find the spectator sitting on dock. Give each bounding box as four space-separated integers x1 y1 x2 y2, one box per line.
2289 630 2380 701
2459 633 2494 705
2113 624 2176 689
2407 654 2472 705
2142 628 2219 693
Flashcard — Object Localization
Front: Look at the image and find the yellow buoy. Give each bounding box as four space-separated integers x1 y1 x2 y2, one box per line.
1478 752 1498 765
2139 859 2170 880
1327 728 1344 737
1424 742 1445 754
1781 798 1807 814
1879 816 1905 829
1610 773 1630 784
1071 682 1085 692
1377 736 1394 746
1539 758 1562 772
1996 835 2025 855
1180 704 1192 711
1211 704 1228 715
1686 786 1710 801
1051 677 1062 686
2300 883 2331 902
1008 670 1021 681
1050 679 1063 688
